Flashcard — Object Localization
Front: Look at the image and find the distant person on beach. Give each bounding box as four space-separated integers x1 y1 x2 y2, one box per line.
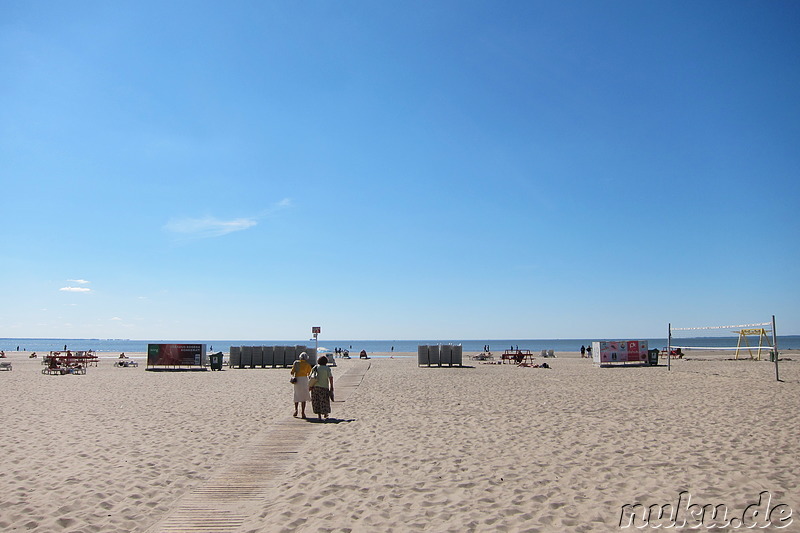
290 352 312 418
309 356 334 420
580 345 586 357
359 350 369 359
586 345 592 357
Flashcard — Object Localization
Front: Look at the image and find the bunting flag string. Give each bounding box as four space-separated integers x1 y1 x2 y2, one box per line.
671 322 771 331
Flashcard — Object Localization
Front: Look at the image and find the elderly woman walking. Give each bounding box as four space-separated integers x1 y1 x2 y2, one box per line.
290 352 312 418
309 355 334 420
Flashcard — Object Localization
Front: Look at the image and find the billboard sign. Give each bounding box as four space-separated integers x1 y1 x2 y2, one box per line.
147 344 207 367
593 340 648 364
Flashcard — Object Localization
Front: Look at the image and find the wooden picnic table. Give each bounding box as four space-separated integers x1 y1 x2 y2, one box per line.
46 351 99 367
501 350 535 364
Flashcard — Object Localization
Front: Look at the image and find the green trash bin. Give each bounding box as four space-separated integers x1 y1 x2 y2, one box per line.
210 352 223 371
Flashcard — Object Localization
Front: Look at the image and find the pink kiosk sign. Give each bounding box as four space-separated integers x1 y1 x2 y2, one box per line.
592 340 649 364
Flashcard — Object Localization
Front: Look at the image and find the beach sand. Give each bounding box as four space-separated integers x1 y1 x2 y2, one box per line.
0 350 797 532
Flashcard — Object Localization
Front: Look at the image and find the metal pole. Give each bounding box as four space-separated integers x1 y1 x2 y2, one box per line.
772 315 779 382
668 323 672 372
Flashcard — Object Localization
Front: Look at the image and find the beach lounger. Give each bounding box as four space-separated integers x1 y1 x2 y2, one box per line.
547 349 555 358
540 350 547 357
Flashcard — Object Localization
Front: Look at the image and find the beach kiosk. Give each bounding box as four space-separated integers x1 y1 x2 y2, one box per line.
592 340 649 366
146 343 208 371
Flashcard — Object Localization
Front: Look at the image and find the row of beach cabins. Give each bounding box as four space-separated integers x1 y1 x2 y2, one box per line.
230 344 468 368
229 345 318 368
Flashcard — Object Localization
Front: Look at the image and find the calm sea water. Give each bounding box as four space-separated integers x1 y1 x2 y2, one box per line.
4 336 799 355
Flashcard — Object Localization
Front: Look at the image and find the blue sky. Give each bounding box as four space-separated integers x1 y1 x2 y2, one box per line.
1 1 798 340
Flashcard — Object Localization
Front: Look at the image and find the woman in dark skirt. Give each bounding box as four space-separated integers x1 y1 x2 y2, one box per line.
309 355 334 420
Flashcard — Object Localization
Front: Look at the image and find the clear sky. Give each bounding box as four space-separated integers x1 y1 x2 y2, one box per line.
1 1 798 341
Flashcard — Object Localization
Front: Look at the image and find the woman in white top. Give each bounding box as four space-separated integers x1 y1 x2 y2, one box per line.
290 353 312 418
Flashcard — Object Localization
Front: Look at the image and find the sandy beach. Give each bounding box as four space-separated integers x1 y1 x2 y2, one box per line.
0 350 798 532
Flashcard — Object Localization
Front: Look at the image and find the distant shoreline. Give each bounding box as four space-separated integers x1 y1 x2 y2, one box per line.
4 335 800 353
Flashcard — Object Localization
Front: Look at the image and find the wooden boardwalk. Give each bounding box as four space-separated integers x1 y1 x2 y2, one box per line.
147 361 370 533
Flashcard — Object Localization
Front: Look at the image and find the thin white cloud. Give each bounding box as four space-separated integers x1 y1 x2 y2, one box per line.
257 198 293 217
67 279 90 284
60 287 92 293
164 216 258 238
111 317 123 321
164 199 292 239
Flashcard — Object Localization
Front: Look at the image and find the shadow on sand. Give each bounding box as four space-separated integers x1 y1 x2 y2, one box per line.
304 417 356 424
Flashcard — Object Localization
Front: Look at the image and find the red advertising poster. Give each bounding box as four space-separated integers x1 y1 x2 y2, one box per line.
627 341 641 361
147 344 206 366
